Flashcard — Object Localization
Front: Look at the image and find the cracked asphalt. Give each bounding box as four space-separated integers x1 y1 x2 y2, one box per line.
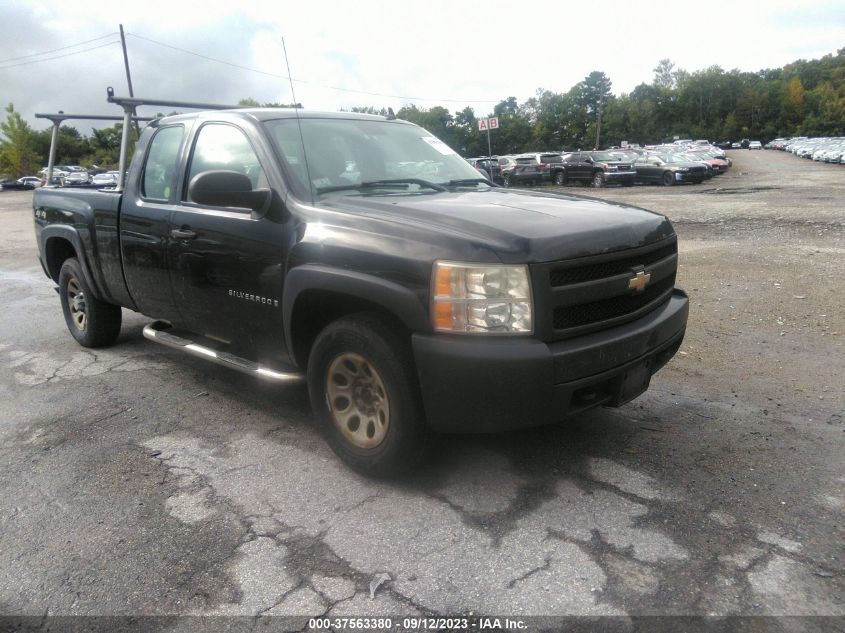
0 150 842 625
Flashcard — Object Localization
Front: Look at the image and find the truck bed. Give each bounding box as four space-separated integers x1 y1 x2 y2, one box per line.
34 187 129 307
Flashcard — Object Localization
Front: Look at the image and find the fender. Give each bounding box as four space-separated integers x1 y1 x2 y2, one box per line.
283 264 430 354
39 225 105 301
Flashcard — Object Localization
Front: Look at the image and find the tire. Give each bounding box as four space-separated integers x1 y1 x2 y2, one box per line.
662 171 675 186
591 171 605 188
503 173 512 188
307 313 428 477
553 171 567 186
59 258 122 348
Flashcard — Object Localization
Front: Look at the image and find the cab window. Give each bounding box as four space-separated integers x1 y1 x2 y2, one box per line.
142 125 184 200
185 124 266 204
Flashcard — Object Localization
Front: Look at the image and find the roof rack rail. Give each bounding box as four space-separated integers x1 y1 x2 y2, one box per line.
105 86 243 112
105 87 244 191
35 112 155 186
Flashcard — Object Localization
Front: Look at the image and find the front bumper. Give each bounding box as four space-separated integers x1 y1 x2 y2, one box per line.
413 289 689 433
675 171 704 183
604 170 636 182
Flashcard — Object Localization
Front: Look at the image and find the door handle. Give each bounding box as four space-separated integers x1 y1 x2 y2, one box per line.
171 228 197 240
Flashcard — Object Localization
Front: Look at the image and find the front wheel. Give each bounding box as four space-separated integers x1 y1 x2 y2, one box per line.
59 258 122 348
503 173 512 188
554 171 567 186
591 171 605 188
307 313 428 477
662 171 675 186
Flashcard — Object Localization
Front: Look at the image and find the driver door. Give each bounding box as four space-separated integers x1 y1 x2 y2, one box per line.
167 121 289 367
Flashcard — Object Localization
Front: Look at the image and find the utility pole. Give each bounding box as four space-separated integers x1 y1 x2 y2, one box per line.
595 102 603 150
119 24 141 138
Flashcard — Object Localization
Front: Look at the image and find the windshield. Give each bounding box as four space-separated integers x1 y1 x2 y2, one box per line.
661 154 691 164
264 118 485 199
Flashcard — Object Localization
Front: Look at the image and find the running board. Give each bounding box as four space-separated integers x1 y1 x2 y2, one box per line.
142 321 304 383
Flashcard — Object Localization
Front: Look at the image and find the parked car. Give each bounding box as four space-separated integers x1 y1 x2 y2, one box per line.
748 141 762 150
561 151 635 187
524 152 564 183
1 177 39 191
632 154 707 185
731 142 741 149
91 173 118 187
465 157 501 183
685 151 729 174
497 155 542 187
63 171 91 186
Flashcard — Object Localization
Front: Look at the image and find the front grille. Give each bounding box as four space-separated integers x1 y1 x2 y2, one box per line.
549 242 677 287
553 273 675 330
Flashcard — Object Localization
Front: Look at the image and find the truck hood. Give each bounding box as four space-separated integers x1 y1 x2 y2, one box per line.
319 188 674 263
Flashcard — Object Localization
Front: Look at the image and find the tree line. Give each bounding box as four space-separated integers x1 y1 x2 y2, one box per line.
354 48 845 156
2 49 843 178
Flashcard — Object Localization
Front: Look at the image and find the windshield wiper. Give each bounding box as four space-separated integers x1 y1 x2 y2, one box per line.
316 178 447 194
444 178 494 188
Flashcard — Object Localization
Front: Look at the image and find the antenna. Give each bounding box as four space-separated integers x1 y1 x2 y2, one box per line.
281 37 313 204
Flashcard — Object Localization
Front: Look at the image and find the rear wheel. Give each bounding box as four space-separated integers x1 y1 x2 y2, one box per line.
307 313 428 477
662 171 676 186
59 258 122 348
503 173 512 188
591 171 605 188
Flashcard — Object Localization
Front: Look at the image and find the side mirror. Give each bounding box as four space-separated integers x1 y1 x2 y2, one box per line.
188 170 271 213
584 157 593 163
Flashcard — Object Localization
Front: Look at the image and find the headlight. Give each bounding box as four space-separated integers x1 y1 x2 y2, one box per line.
432 261 533 334
676 167 689 172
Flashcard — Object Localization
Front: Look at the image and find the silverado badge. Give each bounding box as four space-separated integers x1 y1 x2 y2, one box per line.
628 270 651 293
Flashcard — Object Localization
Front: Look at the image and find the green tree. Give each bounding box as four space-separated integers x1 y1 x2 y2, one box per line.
0 103 42 178
84 123 126 167
32 125 87 166
653 59 677 89
240 97 301 108
347 106 390 116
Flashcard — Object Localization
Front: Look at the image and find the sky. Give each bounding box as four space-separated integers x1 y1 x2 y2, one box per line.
1 0 844 132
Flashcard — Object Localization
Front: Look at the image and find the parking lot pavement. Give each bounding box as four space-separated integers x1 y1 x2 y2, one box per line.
0 149 842 623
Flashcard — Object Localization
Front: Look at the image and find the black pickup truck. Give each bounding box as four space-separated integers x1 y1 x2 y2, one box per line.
34 108 688 476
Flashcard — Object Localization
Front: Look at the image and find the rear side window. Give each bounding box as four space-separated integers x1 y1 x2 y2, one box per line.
142 125 184 200
185 124 265 202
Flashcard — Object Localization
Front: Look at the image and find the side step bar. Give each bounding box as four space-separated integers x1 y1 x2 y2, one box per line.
142 321 304 383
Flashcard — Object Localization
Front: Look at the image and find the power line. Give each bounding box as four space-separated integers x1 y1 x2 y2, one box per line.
0 32 117 64
0 40 121 70
125 31 498 104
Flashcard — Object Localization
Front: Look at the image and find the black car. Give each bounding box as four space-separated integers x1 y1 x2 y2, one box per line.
560 151 636 187
632 154 707 185
1 177 37 191
497 155 542 187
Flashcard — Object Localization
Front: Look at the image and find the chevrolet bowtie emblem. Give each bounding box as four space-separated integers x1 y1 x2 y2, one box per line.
628 270 651 293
